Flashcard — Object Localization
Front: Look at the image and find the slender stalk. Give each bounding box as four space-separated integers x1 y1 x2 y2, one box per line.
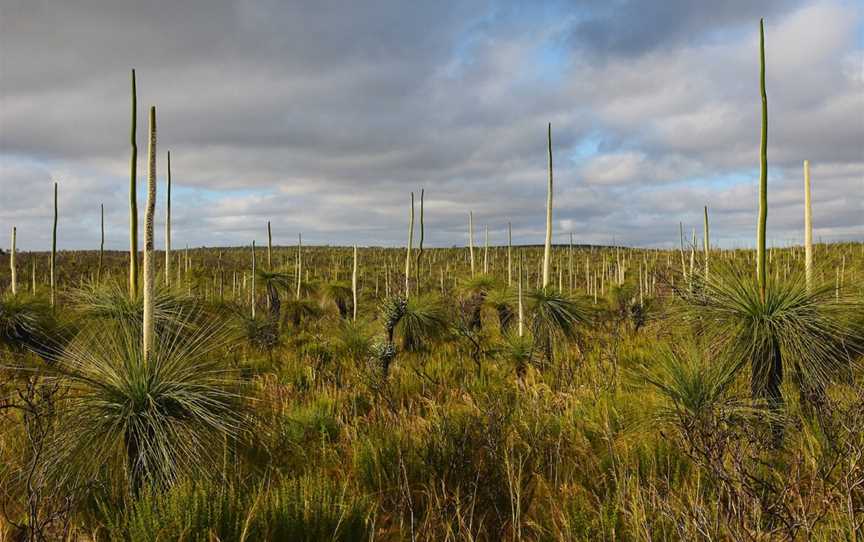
517 251 524 337
542 122 553 289
468 211 475 277
98 204 105 284
352 245 358 322
507 222 512 287
415 188 425 295
50 182 57 308
703 205 710 278
295 233 302 299
679 222 686 280
568 232 573 292
757 18 768 302
267 220 272 269
129 69 139 299
483 225 489 274
689 228 696 280
142 106 157 364
31 258 36 295
251 241 256 319
405 192 414 297
803 160 813 291
165 151 171 287
10 226 16 295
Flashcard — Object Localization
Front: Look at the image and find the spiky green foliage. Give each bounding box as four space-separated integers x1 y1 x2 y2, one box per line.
677 266 864 409
525 288 591 362
499 332 533 379
43 310 243 490
486 287 515 334
320 281 354 319
381 294 447 352
459 274 498 331
256 269 291 318
69 282 195 332
282 298 322 329
640 344 753 424
240 314 280 352
0 296 57 354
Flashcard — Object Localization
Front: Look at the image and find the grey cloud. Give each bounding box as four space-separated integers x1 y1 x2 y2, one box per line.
1 0 861 251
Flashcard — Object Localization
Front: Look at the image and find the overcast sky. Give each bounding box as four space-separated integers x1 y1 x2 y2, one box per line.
1 0 862 250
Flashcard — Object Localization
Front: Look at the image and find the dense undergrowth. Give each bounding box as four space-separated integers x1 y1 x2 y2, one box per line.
1 243 862 541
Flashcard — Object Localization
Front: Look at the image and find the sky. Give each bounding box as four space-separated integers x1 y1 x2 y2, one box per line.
1 0 862 250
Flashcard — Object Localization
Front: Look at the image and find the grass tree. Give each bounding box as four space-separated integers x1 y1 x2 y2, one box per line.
678 19 864 425
380 294 446 352
45 305 242 492
45 104 243 492
0 295 58 354
256 270 290 320
525 287 591 364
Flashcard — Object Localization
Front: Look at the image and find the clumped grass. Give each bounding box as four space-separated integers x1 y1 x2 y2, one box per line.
41 309 244 491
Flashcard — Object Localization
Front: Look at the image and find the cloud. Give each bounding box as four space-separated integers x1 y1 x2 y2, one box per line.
1 0 861 250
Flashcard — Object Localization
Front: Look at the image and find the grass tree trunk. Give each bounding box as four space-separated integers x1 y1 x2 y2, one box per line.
165 151 171 287
543 123 553 289
143 106 157 364
757 18 768 303
352 244 358 322
129 69 139 299
405 192 414 297
803 160 813 291
50 182 57 308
